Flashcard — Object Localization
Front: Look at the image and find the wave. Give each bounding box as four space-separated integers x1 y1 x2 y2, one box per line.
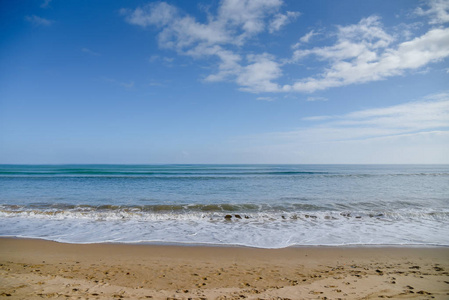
0 171 330 178
0 203 327 213
1 204 448 223
1 168 447 178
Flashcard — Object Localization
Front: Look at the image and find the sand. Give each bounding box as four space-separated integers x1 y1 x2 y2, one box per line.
0 238 448 299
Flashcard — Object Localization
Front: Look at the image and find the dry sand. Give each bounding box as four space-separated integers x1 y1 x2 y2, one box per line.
0 238 448 299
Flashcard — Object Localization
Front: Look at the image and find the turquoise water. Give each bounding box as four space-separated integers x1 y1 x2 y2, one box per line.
0 164 448 248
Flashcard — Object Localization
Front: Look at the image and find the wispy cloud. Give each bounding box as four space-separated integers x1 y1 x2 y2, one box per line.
100 77 135 89
119 81 135 89
269 11 300 33
415 0 449 24
299 29 317 43
234 93 449 163
291 93 449 142
148 55 174 65
81 48 100 56
147 80 166 87
256 96 275 101
292 29 319 49
40 0 52 8
306 96 327 102
25 15 53 26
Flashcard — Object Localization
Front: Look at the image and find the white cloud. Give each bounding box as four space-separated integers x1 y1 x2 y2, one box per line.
25 15 53 26
289 13 449 93
415 0 449 24
217 0 285 38
287 17 449 93
300 29 316 43
236 53 282 92
292 16 393 62
122 0 296 93
121 2 178 28
197 46 243 82
292 29 319 49
122 0 288 49
123 1 449 95
269 11 300 33
338 15 394 47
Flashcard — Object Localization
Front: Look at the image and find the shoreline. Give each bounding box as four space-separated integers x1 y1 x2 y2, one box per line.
1 238 448 299
3 236 448 249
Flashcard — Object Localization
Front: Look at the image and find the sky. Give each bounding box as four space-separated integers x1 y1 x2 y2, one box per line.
0 0 448 164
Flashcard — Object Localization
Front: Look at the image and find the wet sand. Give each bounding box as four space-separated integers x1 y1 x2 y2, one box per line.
0 238 448 299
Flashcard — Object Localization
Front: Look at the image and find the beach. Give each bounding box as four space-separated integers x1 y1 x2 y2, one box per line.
1 165 448 298
1 238 448 299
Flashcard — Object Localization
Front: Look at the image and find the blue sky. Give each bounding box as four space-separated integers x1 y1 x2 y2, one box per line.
1 0 448 164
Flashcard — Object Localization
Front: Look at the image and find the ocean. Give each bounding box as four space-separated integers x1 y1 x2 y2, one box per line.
0 164 448 248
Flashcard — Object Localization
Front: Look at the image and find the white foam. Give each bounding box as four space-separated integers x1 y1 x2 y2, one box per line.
1 208 448 248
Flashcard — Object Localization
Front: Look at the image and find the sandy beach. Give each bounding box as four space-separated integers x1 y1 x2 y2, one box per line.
0 238 448 299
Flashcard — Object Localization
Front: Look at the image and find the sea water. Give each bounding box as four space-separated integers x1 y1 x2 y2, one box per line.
0 164 448 248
